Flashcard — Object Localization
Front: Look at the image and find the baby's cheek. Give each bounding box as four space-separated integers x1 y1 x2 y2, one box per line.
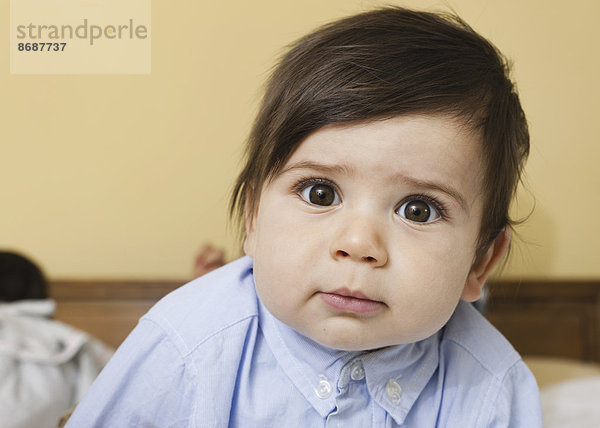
254 267 292 310
256 281 301 331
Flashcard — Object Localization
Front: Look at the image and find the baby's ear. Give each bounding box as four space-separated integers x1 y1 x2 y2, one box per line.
462 228 512 302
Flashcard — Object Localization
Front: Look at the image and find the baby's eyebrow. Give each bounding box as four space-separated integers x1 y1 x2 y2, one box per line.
279 161 354 176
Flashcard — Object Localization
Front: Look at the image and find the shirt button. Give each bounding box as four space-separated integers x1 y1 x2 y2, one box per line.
315 375 332 399
350 361 365 381
385 378 402 403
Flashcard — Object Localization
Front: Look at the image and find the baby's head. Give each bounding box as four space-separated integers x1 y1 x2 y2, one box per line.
231 7 528 350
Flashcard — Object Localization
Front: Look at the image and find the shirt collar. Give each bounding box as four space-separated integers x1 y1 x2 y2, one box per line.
255 276 440 424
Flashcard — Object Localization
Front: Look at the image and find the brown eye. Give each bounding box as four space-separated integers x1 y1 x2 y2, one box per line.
396 199 440 223
404 201 430 222
299 182 340 206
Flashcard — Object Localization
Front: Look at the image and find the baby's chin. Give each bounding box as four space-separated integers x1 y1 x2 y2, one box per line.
303 327 424 352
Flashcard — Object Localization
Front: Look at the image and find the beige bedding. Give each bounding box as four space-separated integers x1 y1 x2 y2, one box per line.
525 357 600 427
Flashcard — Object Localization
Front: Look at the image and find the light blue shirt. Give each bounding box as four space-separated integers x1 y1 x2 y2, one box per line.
67 257 542 427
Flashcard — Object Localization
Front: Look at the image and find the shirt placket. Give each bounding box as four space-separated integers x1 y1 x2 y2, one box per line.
325 358 372 427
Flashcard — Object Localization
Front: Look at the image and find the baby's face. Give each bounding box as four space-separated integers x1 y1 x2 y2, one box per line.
245 115 494 351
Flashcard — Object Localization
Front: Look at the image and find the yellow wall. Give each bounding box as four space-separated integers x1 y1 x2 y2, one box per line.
1 0 598 279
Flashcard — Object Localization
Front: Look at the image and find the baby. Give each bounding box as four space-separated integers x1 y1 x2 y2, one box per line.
67 7 542 427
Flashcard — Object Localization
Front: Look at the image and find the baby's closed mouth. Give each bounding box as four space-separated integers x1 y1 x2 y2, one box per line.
319 288 385 314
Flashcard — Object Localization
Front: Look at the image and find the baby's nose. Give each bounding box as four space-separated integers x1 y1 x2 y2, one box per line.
329 216 388 267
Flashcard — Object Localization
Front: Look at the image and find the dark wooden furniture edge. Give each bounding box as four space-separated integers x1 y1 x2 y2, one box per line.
49 279 185 300
486 279 600 362
487 279 600 299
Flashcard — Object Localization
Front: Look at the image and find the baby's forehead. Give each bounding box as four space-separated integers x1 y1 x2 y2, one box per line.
280 115 483 171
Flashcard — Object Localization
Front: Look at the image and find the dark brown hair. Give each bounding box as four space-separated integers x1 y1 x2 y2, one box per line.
230 6 529 259
0 251 47 302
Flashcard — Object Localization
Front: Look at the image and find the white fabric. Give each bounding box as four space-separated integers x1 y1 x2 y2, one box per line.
0 299 113 428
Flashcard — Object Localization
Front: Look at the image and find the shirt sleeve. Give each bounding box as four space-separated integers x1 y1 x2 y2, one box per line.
65 318 198 427
484 359 543 428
